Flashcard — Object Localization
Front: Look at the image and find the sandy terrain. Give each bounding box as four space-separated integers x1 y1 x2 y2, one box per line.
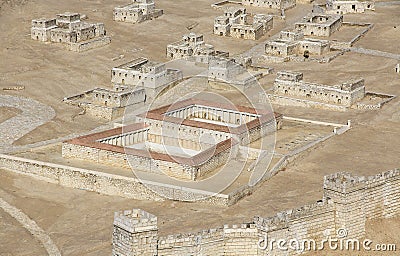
0 107 21 123
0 0 399 255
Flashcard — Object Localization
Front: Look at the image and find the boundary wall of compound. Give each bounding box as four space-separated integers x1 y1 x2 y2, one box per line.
0 118 350 206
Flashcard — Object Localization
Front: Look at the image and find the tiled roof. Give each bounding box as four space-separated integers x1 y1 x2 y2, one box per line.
140 98 282 134
64 99 281 167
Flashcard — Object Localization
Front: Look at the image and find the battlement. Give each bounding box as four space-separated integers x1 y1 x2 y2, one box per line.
157 223 259 250
113 209 157 233
114 168 399 254
158 227 225 248
323 171 366 193
324 169 400 193
254 198 334 231
366 168 400 183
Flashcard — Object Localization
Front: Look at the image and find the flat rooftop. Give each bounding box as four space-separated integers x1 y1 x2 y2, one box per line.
114 58 162 70
297 14 342 26
57 12 80 17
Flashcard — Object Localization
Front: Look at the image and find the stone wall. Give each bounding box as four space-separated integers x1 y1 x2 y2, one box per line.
62 143 191 180
324 169 400 222
267 94 348 111
0 154 235 205
69 36 111 52
113 169 400 255
0 153 162 200
62 137 237 181
242 0 296 10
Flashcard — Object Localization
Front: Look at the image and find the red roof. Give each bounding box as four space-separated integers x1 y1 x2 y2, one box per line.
65 123 237 166
139 98 282 134
64 99 281 167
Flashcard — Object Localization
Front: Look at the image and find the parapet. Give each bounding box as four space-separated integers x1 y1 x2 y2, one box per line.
225 6 246 16
323 171 366 193
325 169 400 194
254 198 334 231
56 12 81 23
31 18 56 28
366 168 400 184
276 71 303 82
340 78 365 91
113 209 158 233
279 30 304 41
183 32 204 42
134 0 154 3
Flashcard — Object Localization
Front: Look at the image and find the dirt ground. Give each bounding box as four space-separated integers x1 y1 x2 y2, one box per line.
0 107 21 123
0 0 399 255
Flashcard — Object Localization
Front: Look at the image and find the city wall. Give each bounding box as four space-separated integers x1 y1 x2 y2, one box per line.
113 169 400 255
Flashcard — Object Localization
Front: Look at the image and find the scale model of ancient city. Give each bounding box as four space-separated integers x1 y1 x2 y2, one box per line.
0 0 399 255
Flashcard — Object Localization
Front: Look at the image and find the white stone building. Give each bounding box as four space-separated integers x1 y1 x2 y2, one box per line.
31 12 110 52
242 0 296 10
111 58 183 99
214 7 273 40
113 0 163 23
166 33 217 61
63 87 146 120
326 0 375 14
271 71 366 107
265 30 330 58
208 58 262 89
295 13 343 37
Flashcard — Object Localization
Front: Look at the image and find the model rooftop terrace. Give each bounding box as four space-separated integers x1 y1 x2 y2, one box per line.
298 13 342 26
114 57 163 71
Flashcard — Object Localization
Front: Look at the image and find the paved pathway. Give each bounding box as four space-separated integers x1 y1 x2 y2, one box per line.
0 95 55 152
0 193 61 256
376 1 400 7
349 47 400 60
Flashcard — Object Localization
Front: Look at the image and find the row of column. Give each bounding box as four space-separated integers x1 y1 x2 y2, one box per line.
167 106 258 125
100 130 148 147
